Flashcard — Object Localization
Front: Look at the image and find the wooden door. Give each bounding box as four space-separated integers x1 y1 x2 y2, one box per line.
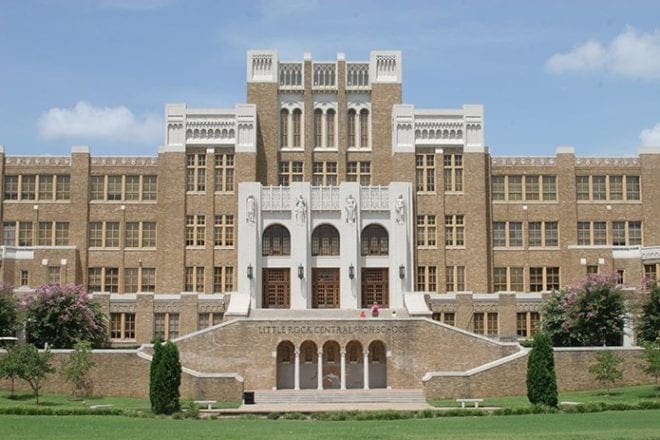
262 268 290 308
312 268 339 308
361 268 389 308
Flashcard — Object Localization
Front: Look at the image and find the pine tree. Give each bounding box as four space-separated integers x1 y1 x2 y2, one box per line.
149 339 164 412
526 332 559 407
149 340 181 414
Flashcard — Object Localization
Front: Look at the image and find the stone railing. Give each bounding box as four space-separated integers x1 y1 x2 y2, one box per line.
260 186 291 211
310 186 340 210
313 63 336 88
360 186 389 210
90 156 158 166
491 157 556 167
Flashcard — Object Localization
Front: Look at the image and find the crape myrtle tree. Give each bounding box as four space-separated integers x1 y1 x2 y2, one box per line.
542 273 626 347
0 283 18 337
526 331 558 407
0 345 22 398
16 343 55 404
21 284 107 349
637 282 660 344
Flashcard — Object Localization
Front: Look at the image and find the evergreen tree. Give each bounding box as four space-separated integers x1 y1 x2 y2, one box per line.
149 340 181 414
637 286 660 344
0 284 18 337
526 332 559 407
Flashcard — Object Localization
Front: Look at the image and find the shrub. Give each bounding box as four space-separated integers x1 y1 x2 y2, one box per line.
15 344 55 404
526 332 558 407
589 351 624 392
149 341 181 415
62 340 95 399
0 283 18 337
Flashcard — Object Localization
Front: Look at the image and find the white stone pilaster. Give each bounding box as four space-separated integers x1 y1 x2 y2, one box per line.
363 349 369 390
317 350 323 390
340 350 346 390
294 349 301 390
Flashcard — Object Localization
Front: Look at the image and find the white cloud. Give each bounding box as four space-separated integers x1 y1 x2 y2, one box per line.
38 101 162 145
546 27 660 79
640 123 660 147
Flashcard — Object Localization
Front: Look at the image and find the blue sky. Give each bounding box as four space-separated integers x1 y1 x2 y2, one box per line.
1 0 659 156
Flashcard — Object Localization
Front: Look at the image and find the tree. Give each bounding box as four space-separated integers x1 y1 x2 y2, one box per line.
0 283 18 337
589 351 623 393
639 339 660 397
526 331 558 407
542 273 626 347
15 344 55 404
149 340 181 414
637 285 660 344
0 345 22 398
21 284 107 348
62 340 95 399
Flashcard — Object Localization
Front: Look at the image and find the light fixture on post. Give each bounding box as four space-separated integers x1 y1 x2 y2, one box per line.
247 264 253 280
399 264 405 279
348 264 355 280
298 264 304 279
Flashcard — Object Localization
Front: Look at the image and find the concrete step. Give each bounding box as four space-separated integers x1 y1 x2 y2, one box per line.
252 389 426 404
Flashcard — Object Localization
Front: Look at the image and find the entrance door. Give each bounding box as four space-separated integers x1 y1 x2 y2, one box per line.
361 268 389 308
312 268 340 308
262 268 290 308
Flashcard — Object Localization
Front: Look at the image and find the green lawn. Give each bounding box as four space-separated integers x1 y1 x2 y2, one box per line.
430 384 660 408
2 410 660 440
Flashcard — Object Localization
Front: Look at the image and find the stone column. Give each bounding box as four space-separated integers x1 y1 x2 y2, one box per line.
294 349 301 390
363 349 370 390
340 350 346 390
317 350 324 390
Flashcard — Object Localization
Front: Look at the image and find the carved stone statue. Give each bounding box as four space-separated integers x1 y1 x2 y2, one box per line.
246 195 256 223
395 194 405 224
344 194 357 224
294 194 306 224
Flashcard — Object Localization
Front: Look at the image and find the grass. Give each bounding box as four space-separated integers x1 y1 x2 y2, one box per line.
0 391 240 411
2 410 660 440
429 384 660 408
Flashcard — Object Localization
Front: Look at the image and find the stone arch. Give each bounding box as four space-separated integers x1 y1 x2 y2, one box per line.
299 340 318 389
276 340 295 389
345 340 364 389
368 340 387 389
322 341 341 389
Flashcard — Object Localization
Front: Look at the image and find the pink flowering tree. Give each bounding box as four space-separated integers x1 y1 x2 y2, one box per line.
21 284 107 348
542 273 626 347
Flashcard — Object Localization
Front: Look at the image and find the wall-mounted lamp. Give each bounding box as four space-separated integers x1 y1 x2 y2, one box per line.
247 264 253 280
298 264 304 279
348 264 355 280
399 264 405 279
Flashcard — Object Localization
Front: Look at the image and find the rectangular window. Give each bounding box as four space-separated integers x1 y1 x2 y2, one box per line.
142 222 156 247
587 265 599 275
347 161 371 186
55 175 71 200
525 175 540 200
18 222 33 246
110 313 136 340
38 175 53 200
124 268 138 293
186 215 205 247
592 176 606 200
446 266 465 292
443 154 463 192
546 267 560 290
487 313 498 337
312 161 338 186
593 222 607 245
530 267 560 291
510 267 524 291
576 176 590 200
38 222 53 246
105 222 120 247
55 222 69 245
528 222 542 247
21 175 36 200
213 266 234 292
545 221 558 247
142 176 157 201
214 215 234 247
125 222 140 248
416 154 435 192
491 176 505 200
493 267 507 292
416 266 437 292
444 214 464 247
154 313 179 340
186 153 206 192
214 153 235 192
609 175 623 200
107 176 123 201
19 270 29 286
644 264 657 282
517 312 528 337
125 176 140 201
278 161 304 186
88 268 102 292
416 215 436 247
508 175 522 200
104 267 119 293
529 267 544 292
612 221 626 246
542 175 557 201
473 313 484 335
629 221 642 245
142 268 156 292
577 222 591 245
90 176 105 200
626 176 640 200
509 222 523 247
493 222 506 247
89 222 102 247
47 266 60 284
185 266 205 292
4 176 18 200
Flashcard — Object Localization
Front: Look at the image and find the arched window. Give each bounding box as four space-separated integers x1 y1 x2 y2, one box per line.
292 109 302 148
314 109 323 148
280 109 289 148
262 224 291 256
346 340 363 363
359 109 369 148
312 224 340 256
326 109 335 148
347 109 356 148
369 340 386 362
361 224 388 256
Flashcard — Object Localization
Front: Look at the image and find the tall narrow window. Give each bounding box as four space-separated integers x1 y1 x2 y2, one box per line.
314 109 323 148
347 109 356 147
359 109 369 148
292 109 302 147
280 109 289 148
326 109 335 147
416 154 435 192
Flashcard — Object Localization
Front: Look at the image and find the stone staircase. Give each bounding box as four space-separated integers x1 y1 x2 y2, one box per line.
248 308 409 320
253 388 426 405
